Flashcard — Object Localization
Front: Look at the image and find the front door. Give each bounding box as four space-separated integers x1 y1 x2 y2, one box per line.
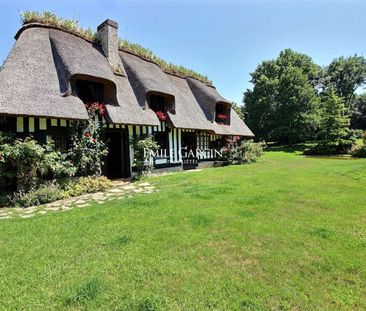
181 132 198 170
105 131 130 178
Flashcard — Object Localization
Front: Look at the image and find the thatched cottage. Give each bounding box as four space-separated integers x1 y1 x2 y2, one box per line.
0 18 253 178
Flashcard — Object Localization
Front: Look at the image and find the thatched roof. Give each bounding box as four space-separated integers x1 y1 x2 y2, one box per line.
0 23 254 136
120 51 176 109
49 28 117 95
0 27 88 120
106 75 160 126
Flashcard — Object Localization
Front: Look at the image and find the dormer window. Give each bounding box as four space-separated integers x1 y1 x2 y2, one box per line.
75 80 104 104
215 103 230 125
148 93 175 116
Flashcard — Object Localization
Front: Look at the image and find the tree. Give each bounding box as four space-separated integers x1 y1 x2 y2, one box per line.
319 87 350 141
231 102 244 121
326 55 366 107
350 93 366 130
243 49 321 144
304 88 353 155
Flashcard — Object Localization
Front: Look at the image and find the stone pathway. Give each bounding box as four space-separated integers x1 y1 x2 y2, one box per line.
0 180 157 220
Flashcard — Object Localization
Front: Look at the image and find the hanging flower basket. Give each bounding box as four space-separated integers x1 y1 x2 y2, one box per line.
156 111 168 121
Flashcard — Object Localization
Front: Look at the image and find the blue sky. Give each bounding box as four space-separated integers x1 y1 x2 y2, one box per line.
0 0 365 105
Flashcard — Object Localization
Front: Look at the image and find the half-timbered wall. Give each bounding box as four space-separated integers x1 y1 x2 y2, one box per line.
13 116 224 170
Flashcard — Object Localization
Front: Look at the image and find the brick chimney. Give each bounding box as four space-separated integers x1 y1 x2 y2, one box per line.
97 19 124 75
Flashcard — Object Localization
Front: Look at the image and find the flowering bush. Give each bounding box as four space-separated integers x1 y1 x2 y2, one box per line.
69 102 108 176
85 102 106 116
0 137 75 192
132 136 159 178
63 176 112 197
222 137 265 164
155 111 168 121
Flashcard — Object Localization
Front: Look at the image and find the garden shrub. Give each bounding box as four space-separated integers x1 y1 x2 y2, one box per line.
10 182 65 207
242 140 266 163
303 139 354 155
64 176 112 197
68 104 108 176
0 138 76 192
222 137 265 164
351 144 366 158
131 136 159 177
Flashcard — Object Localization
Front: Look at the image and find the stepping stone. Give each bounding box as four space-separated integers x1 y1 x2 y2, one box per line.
0 215 11 219
144 186 155 190
38 211 47 214
22 209 37 214
107 188 124 193
44 207 61 211
139 182 151 187
75 200 86 204
76 203 89 208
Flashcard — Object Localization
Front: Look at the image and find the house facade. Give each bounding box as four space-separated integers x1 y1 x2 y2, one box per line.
0 18 254 178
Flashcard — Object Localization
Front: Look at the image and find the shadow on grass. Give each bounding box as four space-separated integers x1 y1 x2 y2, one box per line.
266 142 314 153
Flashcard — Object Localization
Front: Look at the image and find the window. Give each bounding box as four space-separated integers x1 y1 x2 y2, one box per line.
215 104 230 125
75 80 104 103
149 95 166 113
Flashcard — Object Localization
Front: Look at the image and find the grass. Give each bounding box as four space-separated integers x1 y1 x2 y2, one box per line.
1 149 366 310
21 10 212 86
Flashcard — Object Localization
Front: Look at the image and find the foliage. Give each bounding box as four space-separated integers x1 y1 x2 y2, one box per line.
303 139 354 155
131 136 159 177
39 142 76 179
63 176 112 197
10 182 65 207
0 132 16 193
351 144 366 158
20 11 212 85
21 10 97 41
231 102 245 121
0 138 75 192
350 93 366 130
349 129 365 140
243 49 321 144
318 88 350 141
303 88 354 155
68 104 108 176
326 55 366 106
242 140 266 163
222 137 265 164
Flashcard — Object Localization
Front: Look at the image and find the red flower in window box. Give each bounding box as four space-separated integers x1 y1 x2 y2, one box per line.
84 132 91 137
156 111 168 121
217 114 227 122
93 138 97 143
85 102 106 116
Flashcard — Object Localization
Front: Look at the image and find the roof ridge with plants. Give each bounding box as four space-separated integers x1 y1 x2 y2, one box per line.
20 10 213 86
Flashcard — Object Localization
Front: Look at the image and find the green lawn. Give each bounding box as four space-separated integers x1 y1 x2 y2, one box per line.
1 149 366 310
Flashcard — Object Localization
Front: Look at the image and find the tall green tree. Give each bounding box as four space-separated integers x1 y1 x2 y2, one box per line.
319 87 350 141
243 49 321 144
326 55 366 107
